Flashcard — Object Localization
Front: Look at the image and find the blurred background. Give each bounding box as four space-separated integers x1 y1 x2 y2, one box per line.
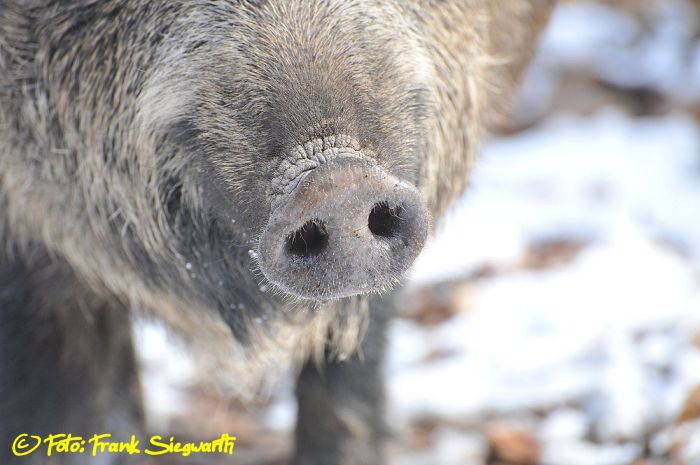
136 1 700 464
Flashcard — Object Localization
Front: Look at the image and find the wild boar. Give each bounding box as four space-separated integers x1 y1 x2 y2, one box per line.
0 1 553 464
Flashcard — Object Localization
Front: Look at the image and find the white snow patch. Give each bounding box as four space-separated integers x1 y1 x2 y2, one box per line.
396 111 700 463
410 112 700 285
134 321 196 432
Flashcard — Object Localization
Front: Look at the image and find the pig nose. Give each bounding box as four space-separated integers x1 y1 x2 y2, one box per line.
258 156 429 300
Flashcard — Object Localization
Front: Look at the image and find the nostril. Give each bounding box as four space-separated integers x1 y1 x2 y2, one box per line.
286 219 329 259
368 201 405 238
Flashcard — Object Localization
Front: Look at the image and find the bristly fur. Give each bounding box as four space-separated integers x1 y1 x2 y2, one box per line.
0 0 554 396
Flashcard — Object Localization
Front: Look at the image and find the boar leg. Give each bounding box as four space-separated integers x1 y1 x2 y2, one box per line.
293 297 391 465
0 254 143 465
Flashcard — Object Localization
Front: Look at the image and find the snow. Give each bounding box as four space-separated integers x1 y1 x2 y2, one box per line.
410 112 700 285
393 112 700 463
540 409 588 441
134 321 196 432
543 440 640 465
529 1 700 99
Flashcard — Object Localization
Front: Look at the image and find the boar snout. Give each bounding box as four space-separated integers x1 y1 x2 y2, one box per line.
258 156 429 301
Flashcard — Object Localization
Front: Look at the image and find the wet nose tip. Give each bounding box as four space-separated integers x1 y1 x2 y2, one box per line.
258 157 429 300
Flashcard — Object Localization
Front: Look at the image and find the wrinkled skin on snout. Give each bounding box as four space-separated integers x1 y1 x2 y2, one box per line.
259 151 429 300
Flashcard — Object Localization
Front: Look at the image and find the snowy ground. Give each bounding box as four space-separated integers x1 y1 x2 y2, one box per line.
389 111 700 465
382 2 700 463
136 1 700 464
